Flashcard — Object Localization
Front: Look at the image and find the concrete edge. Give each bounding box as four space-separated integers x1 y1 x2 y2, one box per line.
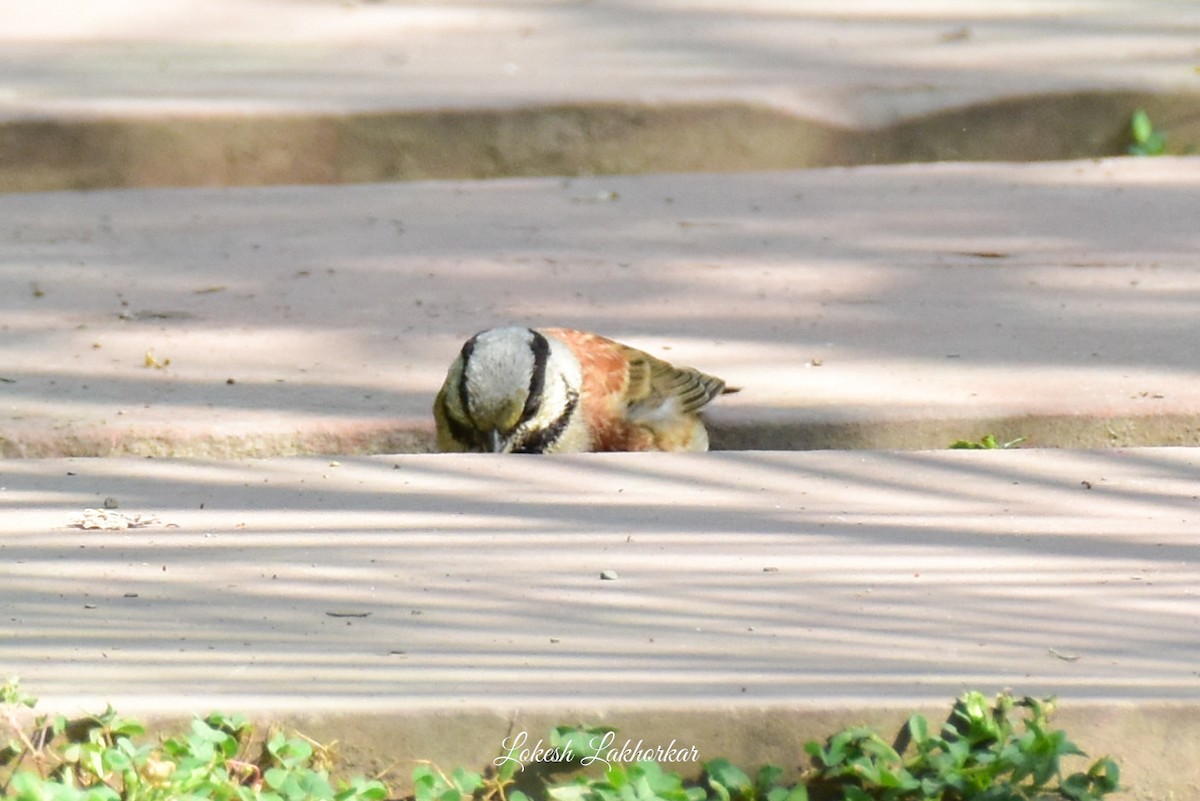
3 90 1199 193
4 410 1200 458
13 700 1194 799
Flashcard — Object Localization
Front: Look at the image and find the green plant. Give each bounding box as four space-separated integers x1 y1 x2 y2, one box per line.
704 760 807 801
412 762 489 801
3 680 1122 801
1128 109 1167 156
1 678 388 801
549 760 704 801
949 434 1026 450
424 694 1117 801
802 691 1120 801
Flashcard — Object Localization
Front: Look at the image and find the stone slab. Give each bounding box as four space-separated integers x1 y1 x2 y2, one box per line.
2 448 1199 795
9 446 1200 709
2 1 1200 191
3 158 1200 455
3 0 1199 127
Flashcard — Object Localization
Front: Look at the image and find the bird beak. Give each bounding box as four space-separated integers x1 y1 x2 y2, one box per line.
488 429 507 453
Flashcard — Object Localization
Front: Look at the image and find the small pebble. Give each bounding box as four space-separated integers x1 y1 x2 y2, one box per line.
103 496 119 509
600 569 619 581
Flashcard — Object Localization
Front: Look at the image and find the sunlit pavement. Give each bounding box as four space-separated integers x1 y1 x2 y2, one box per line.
3 160 1200 456
3 1 1200 796
4 449 1200 794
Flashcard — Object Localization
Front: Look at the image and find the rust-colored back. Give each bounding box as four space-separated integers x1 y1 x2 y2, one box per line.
544 328 712 452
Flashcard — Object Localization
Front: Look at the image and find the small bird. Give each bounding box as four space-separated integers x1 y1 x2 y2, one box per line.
434 327 732 453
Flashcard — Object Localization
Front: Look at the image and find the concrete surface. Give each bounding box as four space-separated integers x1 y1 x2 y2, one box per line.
3 157 1200 456
4 2 1200 797
6 0 1197 123
3 448 1200 796
2 0 1200 190
4 0 1195 122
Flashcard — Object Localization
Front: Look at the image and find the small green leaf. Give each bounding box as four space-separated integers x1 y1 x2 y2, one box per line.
270 736 314 769
83 745 106 778
108 717 146 739
1 678 38 708
765 786 807 801
101 746 133 773
906 714 929 748
705 758 752 801
412 766 441 801
1132 109 1154 142
451 767 482 795
264 767 291 789
354 780 391 801
1062 772 1093 800
1090 756 1121 790
1129 109 1168 155
547 782 591 801
605 762 631 789
551 725 614 764
299 770 337 799
754 764 784 789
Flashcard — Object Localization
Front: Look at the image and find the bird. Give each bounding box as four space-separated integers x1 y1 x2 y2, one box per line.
433 326 733 453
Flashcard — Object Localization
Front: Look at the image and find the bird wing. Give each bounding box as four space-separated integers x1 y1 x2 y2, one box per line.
621 346 727 417
544 327 728 421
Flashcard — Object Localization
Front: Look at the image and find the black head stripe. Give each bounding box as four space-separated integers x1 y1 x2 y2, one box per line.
439 389 483 450
512 388 578 454
519 329 551 425
456 334 479 427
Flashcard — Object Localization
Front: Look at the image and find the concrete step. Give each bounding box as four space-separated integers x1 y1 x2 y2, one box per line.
4 4 1200 797
3 448 1198 796
3 158 1200 456
2 1 1199 191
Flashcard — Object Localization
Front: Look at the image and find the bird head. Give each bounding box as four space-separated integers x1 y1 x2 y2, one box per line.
437 327 581 453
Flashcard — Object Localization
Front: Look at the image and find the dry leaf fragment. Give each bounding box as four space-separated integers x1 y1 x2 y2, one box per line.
144 351 170 369
71 509 160 530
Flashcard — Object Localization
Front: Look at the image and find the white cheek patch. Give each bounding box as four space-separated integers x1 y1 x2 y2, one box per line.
535 339 581 411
